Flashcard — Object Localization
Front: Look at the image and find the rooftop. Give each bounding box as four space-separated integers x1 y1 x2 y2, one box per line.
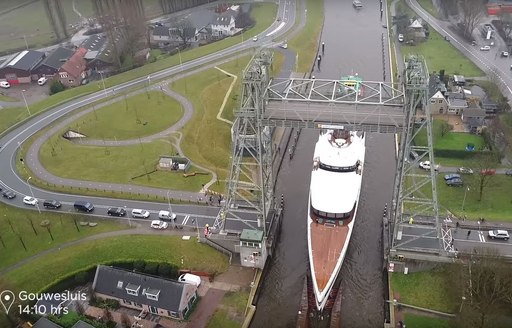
240 229 264 242
33 317 62 328
38 47 75 70
0 50 45 71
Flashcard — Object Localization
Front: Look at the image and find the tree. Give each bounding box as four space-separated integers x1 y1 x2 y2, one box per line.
458 0 486 39
454 248 512 328
498 12 512 41
170 20 197 46
471 151 499 201
102 308 113 323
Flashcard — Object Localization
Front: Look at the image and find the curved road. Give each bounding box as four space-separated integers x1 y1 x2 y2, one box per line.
0 0 297 216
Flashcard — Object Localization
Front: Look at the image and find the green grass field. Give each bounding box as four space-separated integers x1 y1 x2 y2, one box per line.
39 136 211 191
391 266 458 313
3 235 229 292
0 3 276 136
170 56 252 189
416 0 439 18
401 28 483 76
0 93 18 102
436 174 512 221
72 91 184 140
403 314 452 328
289 0 324 73
0 203 128 271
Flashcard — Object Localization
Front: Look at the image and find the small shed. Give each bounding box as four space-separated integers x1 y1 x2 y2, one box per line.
158 156 190 171
239 229 267 269
453 75 466 86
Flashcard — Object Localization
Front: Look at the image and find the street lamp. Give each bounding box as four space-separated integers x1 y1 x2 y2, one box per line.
98 71 107 96
175 47 183 72
27 177 40 214
21 89 30 116
462 187 470 212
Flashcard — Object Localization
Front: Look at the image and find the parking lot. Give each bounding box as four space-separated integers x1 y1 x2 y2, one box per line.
0 80 49 107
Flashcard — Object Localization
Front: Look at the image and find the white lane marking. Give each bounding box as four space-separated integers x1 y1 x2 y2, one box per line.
182 215 190 225
479 231 486 243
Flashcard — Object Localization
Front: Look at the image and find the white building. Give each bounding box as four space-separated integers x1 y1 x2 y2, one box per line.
210 11 237 37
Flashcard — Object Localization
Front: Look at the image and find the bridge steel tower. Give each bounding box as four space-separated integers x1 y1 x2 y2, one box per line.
213 50 275 234
391 55 447 255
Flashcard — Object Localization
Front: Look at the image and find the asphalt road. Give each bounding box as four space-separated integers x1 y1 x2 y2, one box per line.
0 0 297 225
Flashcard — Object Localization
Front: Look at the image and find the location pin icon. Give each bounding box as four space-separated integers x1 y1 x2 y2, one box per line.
0 290 15 314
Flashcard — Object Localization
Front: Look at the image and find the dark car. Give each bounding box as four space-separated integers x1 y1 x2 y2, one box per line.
43 200 62 209
74 201 94 212
444 173 461 181
446 178 463 187
107 207 126 217
505 169 512 176
2 190 16 199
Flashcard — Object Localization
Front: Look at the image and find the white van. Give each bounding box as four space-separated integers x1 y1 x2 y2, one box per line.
178 273 201 286
131 209 150 218
158 210 177 221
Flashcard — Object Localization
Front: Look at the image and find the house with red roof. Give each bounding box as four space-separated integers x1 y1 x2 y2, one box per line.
58 47 87 87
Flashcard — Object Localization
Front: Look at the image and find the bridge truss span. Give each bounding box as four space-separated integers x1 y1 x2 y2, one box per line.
262 78 406 133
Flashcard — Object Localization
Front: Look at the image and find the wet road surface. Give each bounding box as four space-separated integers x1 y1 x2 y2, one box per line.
252 0 396 327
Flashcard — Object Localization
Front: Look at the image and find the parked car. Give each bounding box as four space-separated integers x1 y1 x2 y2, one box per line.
480 45 491 51
37 77 48 86
178 273 201 286
158 210 177 221
0 81 10 89
488 230 509 240
132 208 150 218
506 169 512 176
446 178 463 187
398 34 404 42
419 161 439 171
457 167 473 174
43 199 61 209
23 196 38 206
480 169 496 175
2 190 16 199
252 36 258 42
107 207 126 217
444 174 461 181
353 0 363 8
150 220 168 230
502 51 509 57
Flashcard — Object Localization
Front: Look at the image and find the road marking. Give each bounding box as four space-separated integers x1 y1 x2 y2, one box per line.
478 231 486 243
182 215 190 225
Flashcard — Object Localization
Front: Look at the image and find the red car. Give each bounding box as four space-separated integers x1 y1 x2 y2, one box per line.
480 169 496 176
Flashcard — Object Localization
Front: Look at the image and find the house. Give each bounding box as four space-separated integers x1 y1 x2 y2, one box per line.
71 321 95 328
0 50 45 84
240 229 267 269
134 48 150 66
33 47 75 78
428 75 448 114
445 92 467 115
487 0 512 15
58 47 87 87
151 26 172 45
35 294 66 316
462 107 487 133
210 10 238 38
82 33 123 71
407 18 426 41
92 265 198 320
32 317 62 328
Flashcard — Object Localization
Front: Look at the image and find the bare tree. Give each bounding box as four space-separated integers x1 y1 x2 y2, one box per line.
170 20 197 47
471 151 499 201
458 0 486 39
499 12 512 41
120 312 131 328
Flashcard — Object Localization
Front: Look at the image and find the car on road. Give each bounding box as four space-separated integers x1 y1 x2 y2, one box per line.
502 51 509 57
488 229 509 240
43 199 61 209
74 200 94 212
132 208 150 218
37 77 48 86
457 167 473 174
398 34 404 42
419 161 439 171
480 169 496 175
252 36 258 42
107 207 126 217
480 45 491 51
444 173 461 181
2 190 16 199
150 220 168 230
0 81 10 89
506 169 512 176
158 210 177 221
279 42 288 49
353 0 363 8
445 178 463 187
23 196 38 206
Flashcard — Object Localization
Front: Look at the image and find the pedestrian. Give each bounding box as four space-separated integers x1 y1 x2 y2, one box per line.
450 238 454 247
409 217 414 225
278 146 281 153
467 230 471 238
218 197 221 206
456 221 460 228
481 218 485 223
322 42 325 54
318 54 322 61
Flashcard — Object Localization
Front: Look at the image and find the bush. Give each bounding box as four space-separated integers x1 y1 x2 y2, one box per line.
49 80 65 95
74 271 89 284
133 260 145 272
144 262 158 275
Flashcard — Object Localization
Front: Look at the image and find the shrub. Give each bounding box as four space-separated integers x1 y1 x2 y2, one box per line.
49 80 65 95
133 260 145 272
74 271 88 284
144 262 158 275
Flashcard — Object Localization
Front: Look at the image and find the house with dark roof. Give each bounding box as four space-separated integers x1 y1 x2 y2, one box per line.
33 47 75 78
446 92 468 115
462 107 487 133
428 75 448 114
58 47 87 87
0 50 45 84
92 265 198 320
81 33 123 71
32 317 62 328
71 320 95 328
